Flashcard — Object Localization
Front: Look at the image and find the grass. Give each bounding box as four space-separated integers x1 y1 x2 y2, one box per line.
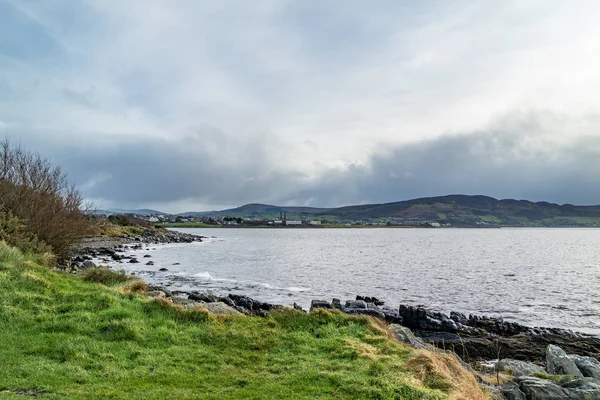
532 372 575 382
0 242 486 399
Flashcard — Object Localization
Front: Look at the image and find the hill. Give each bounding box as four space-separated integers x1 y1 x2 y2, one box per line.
185 195 600 227
180 203 331 218
317 195 600 227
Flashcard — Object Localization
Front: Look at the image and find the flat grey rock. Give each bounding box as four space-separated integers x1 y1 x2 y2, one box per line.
515 376 567 400
570 355 600 380
547 345 584 377
388 324 428 349
203 302 241 315
498 358 545 377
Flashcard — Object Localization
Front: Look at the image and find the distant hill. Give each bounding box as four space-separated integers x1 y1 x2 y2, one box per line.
179 203 331 217
182 195 600 227
316 195 600 227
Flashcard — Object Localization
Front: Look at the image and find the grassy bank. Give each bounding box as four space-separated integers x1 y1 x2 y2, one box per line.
0 243 485 399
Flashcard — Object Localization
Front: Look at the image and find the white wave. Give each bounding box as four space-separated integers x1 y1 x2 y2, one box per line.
287 286 310 292
194 271 213 279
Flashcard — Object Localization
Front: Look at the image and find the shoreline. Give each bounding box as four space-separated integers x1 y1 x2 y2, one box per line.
64 235 600 398
68 238 600 359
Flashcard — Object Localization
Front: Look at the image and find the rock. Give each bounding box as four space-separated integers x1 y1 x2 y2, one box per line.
82 260 96 268
229 295 254 311
419 316 443 330
146 261 154 266
219 296 236 308
497 359 545 377
203 302 241 315
143 254 152 258
547 345 584 377
345 308 385 319
310 300 332 311
332 298 342 310
570 355 600 380
389 324 428 349
129 259 140 264
147 290 166 298
188 291 219 303
158 268 168 272
344 300 367 309
561 378 600 399
515 376 567 399
500 381 526 400
356 295 385 306
171 297 201 308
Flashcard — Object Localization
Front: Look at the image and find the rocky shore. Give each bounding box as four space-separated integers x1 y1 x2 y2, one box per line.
64 229 204 271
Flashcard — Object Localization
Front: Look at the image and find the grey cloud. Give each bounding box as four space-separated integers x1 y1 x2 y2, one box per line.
7 111 600 212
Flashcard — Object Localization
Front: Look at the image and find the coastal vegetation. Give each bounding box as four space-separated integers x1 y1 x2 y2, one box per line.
0 140 92 257
0 243 485 399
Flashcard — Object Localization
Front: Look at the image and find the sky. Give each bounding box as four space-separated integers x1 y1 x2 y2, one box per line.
2 0 600 213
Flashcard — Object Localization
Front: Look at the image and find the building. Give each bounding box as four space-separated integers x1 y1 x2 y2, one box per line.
286 220 302 225
309 220 321 225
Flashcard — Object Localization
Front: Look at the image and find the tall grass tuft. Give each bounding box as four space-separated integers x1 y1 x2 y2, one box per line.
78 267 133 286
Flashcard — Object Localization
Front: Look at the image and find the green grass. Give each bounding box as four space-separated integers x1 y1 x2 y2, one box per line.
0 243 455 400
478 215 502 224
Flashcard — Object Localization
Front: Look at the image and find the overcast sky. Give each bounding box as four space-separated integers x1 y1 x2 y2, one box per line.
2 0 600 212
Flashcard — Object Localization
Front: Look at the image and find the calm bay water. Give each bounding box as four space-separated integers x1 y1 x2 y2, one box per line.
111 228 600 334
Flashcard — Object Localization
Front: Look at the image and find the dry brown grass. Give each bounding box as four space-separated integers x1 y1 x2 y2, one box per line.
117 279 149 294
407 349 489 400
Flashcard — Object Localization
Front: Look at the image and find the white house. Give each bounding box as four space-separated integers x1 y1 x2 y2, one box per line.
286 220 302 225
309 220 321 225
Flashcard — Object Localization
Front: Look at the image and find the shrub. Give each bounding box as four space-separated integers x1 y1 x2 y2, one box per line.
0 139 92 257
0 212 51 255
78 267 133 286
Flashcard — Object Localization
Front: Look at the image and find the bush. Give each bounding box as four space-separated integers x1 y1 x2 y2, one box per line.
0 139 92 257
78 267 133 286
0 212 51 255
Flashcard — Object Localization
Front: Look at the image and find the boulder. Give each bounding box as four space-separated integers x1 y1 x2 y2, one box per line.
561 377 600 399
129 259 140 264
547 345 584 377
143 254 152 258
229 295 254 311
203 302 241 315
389 324 428 349
82 260 96 269
332 298 342 310
497 359 545 377
570 355 600 380
515 376 567 399
171 297 200 308
188 291 220 303
146 261 154 266
344 300 367 309
500 381 526 400
219 296 236 308
147 290 166 298
158 268 168 272
310 300 332 311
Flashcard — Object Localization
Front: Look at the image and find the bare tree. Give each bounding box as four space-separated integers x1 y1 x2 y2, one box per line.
0 139 92 257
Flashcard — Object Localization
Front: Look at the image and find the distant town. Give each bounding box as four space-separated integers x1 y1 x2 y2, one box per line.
122 211 448 228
